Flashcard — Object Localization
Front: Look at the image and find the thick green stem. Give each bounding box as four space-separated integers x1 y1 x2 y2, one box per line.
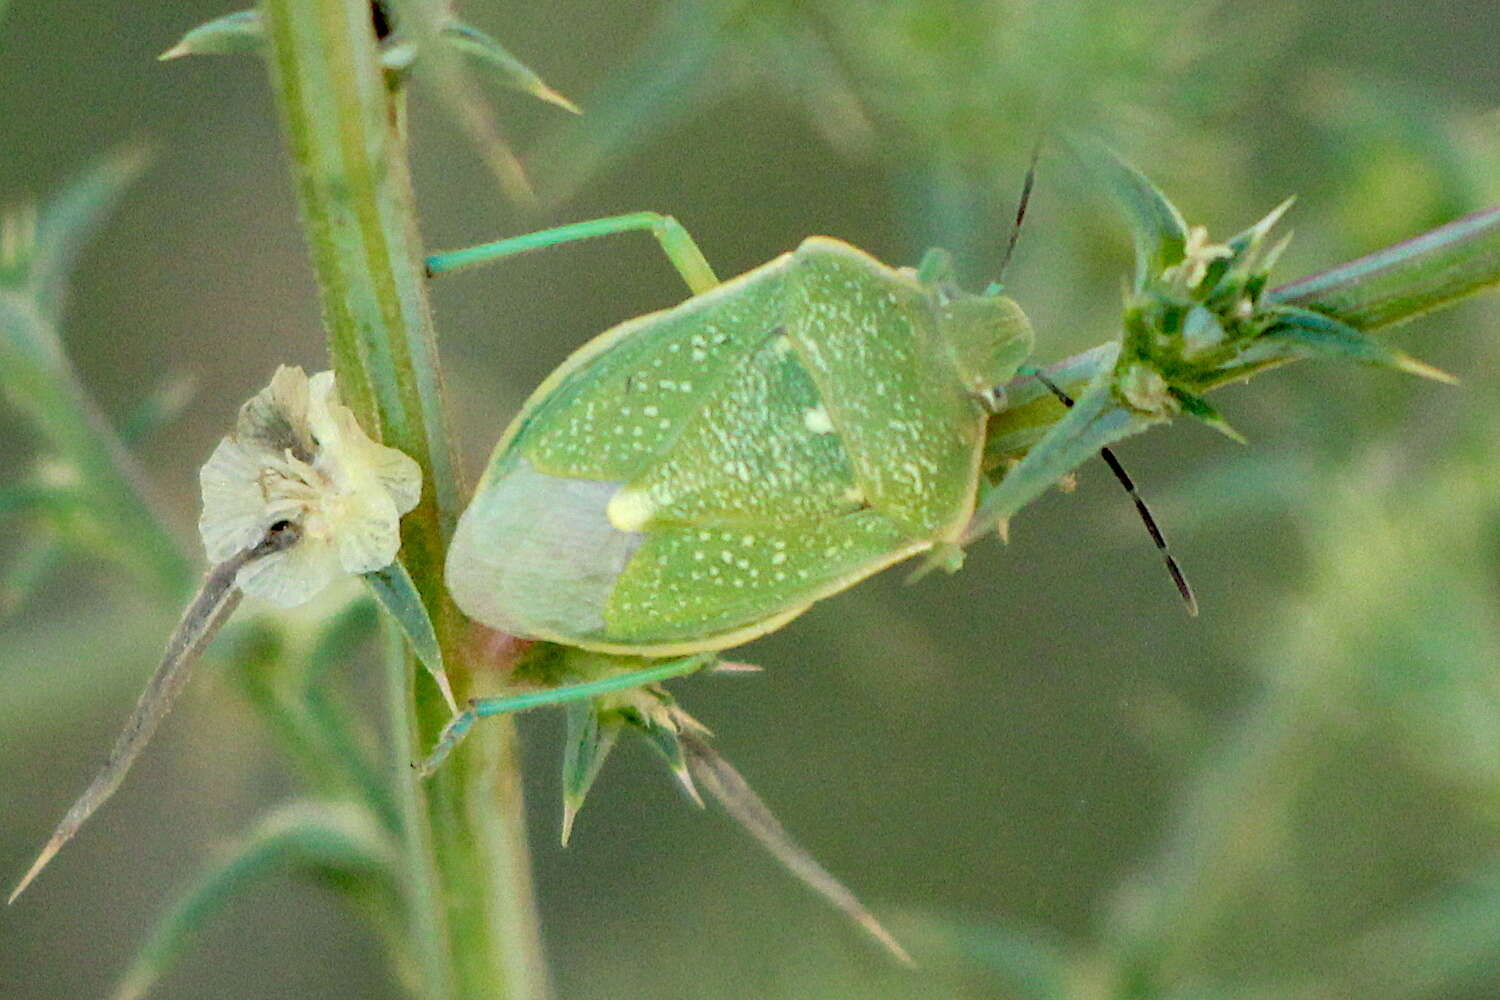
985 206 1500 461
257 2 546 998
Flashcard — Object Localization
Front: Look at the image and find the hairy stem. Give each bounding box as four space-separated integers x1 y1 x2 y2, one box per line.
257 2 546 997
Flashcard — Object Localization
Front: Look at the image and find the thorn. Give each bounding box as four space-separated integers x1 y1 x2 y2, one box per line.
709 660 764 675
433 669 458 714
157 43 191 62
671 762 706 809
1395 354 1460 385
534 83 582 116
8 841 61 904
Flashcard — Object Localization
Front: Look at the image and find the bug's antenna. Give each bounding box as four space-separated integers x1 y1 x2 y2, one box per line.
1028 370 1198 616
996 138 1044 284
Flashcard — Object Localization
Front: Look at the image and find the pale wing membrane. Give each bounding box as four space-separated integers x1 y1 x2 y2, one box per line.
445 459 644 639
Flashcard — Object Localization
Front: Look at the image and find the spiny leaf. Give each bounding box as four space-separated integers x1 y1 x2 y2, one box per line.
1257 307 1458 383
117 375 197 444
385 0 537 210
631 699 705 808
110 800 395 1000
1072 138 1189 290
443 21 580 114
1226 196 1296 260
525 1 728 206
1171 388 1247 444
886 911 1075 1000
0 535 62 618
159 10 264 62
679 733 913 965
416 654 714 777
30 146 152 324
363 560 455 712
964 379 1163 545
560 703 624 845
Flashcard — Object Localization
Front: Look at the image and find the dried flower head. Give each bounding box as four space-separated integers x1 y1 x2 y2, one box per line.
1163 224 1233 289
199 366 421 606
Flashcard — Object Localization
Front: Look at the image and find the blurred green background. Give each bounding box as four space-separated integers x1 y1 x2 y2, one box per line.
4 1 1500 998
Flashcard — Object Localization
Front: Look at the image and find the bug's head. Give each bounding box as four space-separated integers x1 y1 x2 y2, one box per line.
915 248 1035 409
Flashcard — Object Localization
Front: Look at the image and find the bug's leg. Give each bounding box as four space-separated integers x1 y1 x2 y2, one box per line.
416 654 713 776
1020 366 1198 616
424 212 719 294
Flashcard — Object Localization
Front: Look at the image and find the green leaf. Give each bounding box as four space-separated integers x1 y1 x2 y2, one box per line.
0 481 75 520
110 800 395 1000
0 534 63 618
1255 306 1457 383
29 146 152 324
384 0 539 209
159 10 265 62
1073 139 1189 289
965 378 1163 545
363 560 455 712
888 911 1075 1000
442 21 580 114
560 703 624 845
117 375 197 444
631 698 704 808
305 596 380 692
0 149 188 595
1170 388 1247 444
524 0 729 205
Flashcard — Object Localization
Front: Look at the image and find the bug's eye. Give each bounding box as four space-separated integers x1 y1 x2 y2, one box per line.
976 385 1008 412
268 519 295 535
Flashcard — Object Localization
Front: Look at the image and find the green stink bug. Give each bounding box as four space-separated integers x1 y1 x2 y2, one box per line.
440 223 1034 655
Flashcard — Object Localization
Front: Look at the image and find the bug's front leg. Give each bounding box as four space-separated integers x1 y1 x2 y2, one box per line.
424 211 720 294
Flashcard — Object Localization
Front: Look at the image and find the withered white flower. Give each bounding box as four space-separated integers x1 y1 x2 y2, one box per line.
199 366 422 607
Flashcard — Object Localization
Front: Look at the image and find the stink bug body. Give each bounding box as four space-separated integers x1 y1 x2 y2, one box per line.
443 232 1033 654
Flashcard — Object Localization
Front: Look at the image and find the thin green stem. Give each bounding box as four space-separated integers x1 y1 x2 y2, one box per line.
0 292 191 596
1274 205 1500 329
257 2 546 998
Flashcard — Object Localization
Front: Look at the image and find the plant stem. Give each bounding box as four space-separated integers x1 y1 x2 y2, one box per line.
257 2 547 997
985 205 1500 459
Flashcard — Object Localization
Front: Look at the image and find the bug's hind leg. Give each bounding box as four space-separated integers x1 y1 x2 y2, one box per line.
424 212 719 294
415 654 713 776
